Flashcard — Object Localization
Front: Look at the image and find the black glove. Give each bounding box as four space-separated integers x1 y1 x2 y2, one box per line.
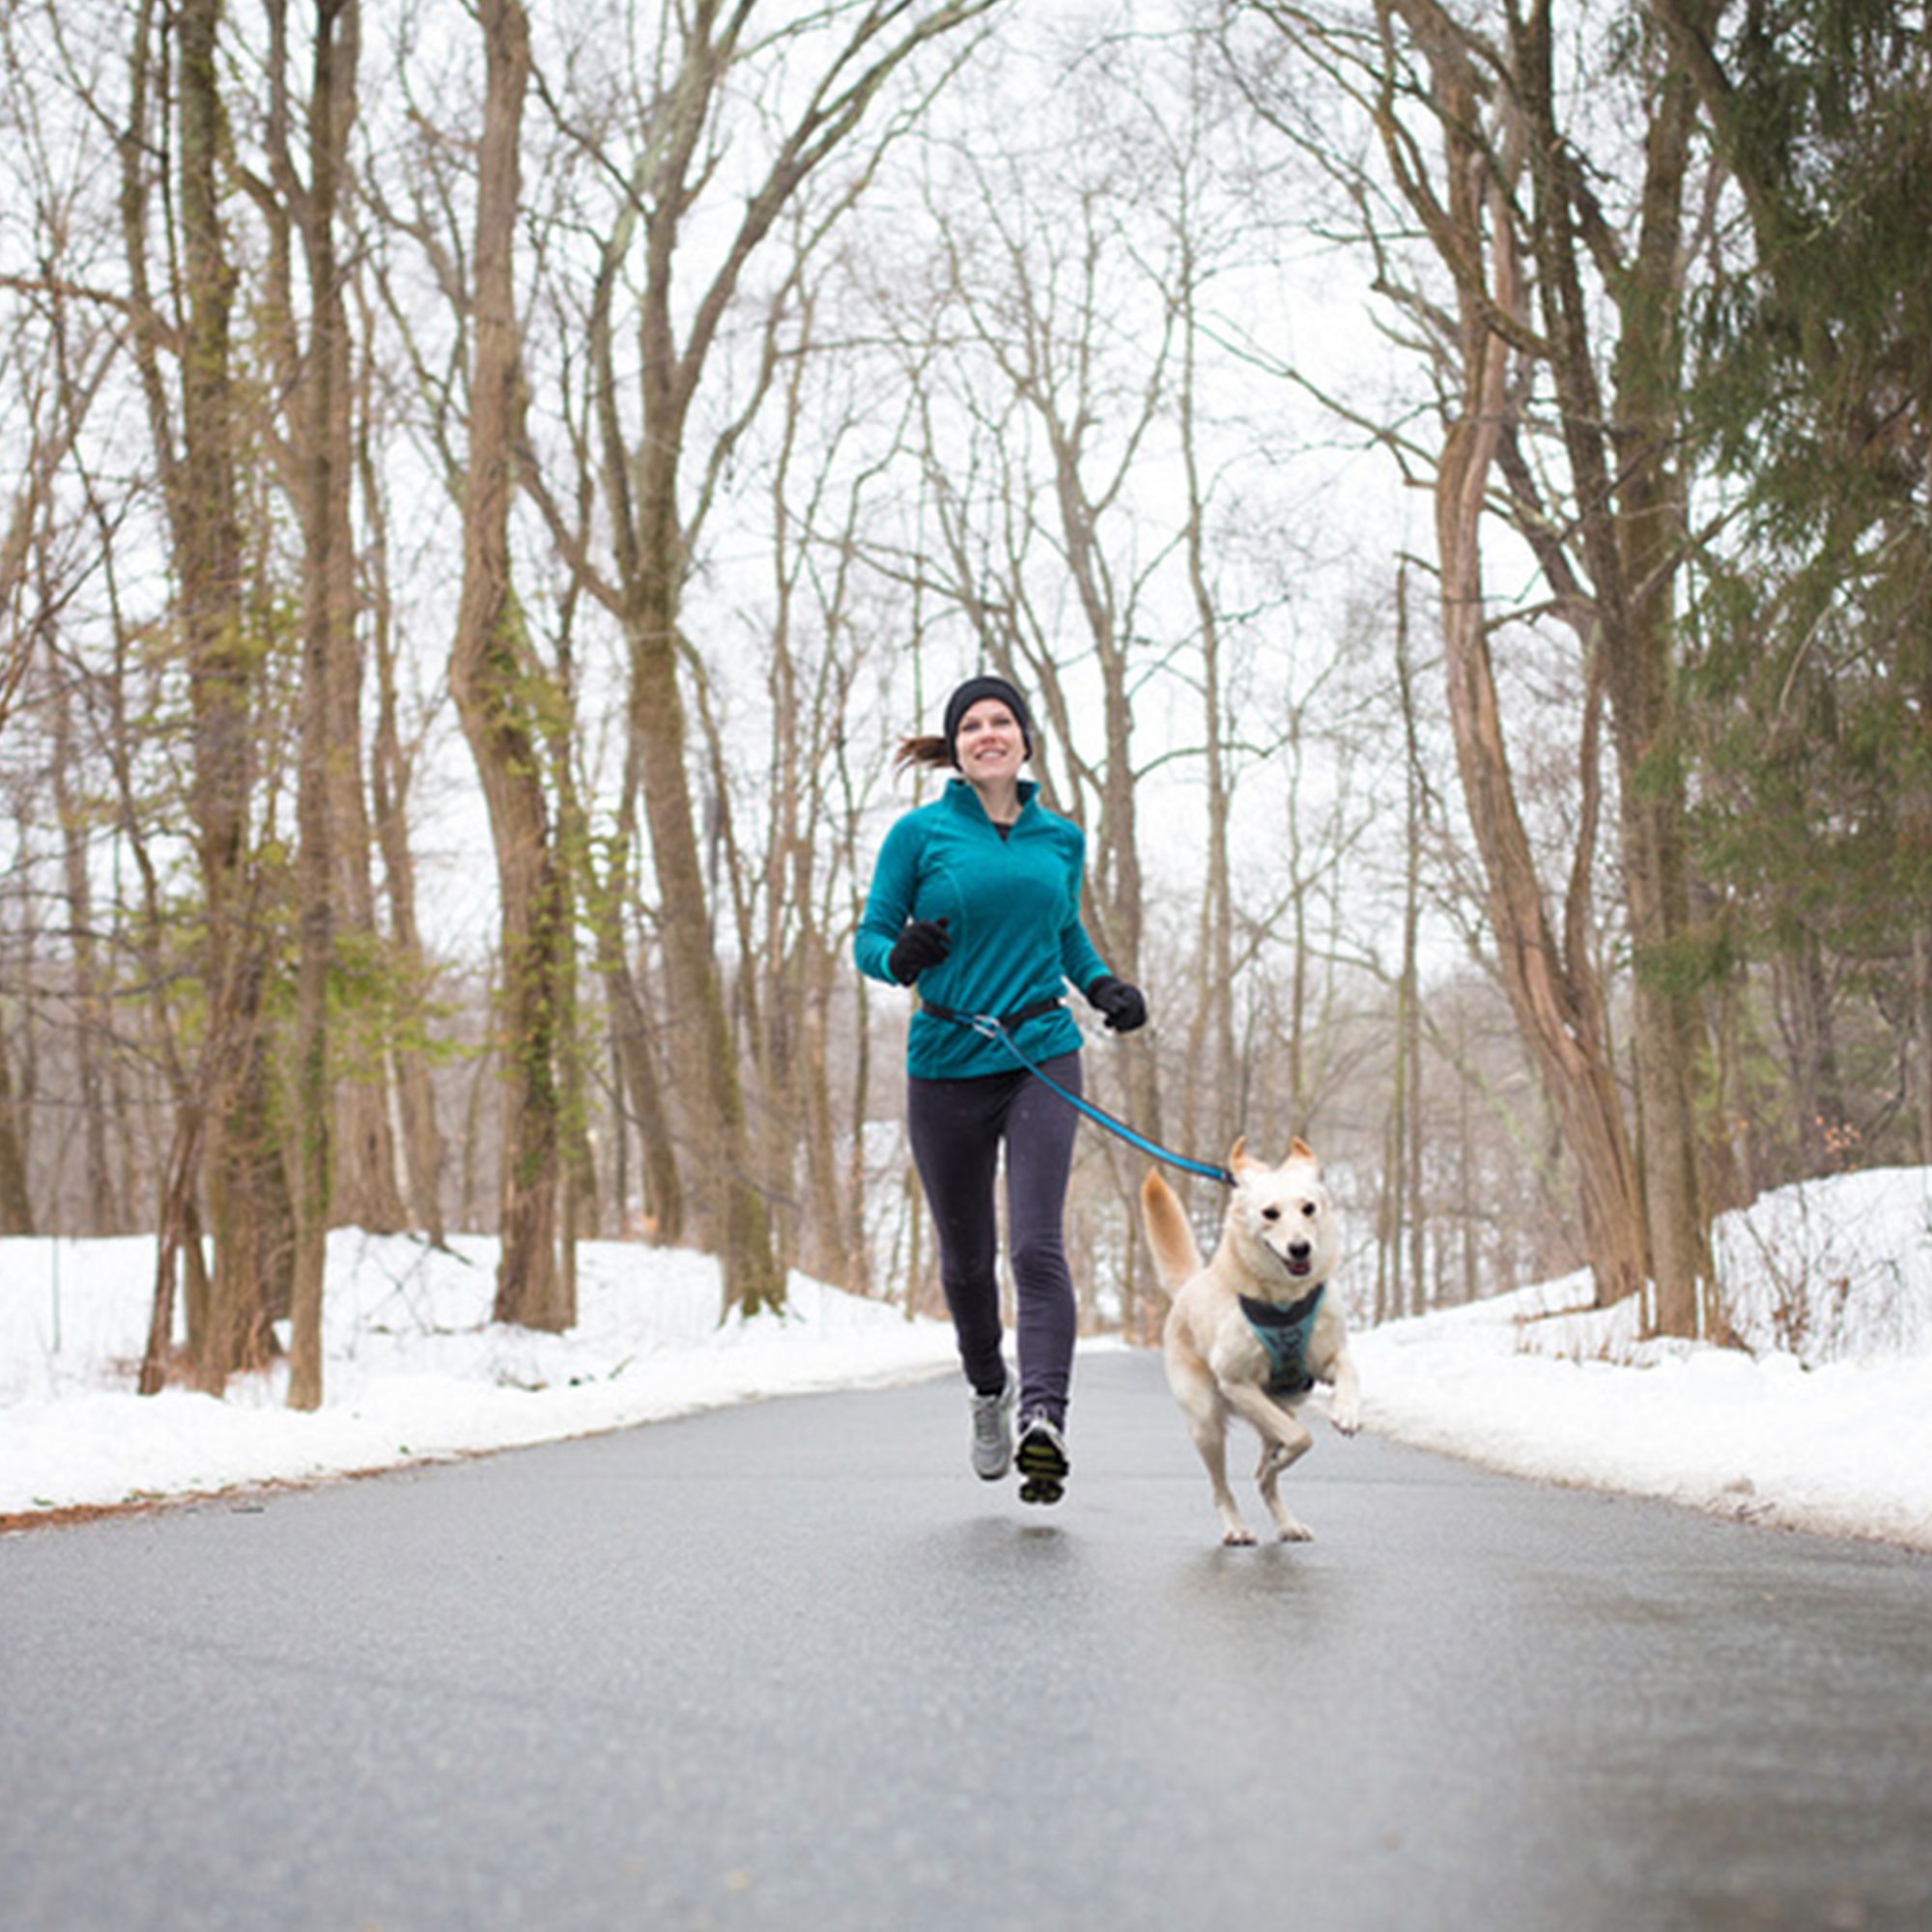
888 918 951 984
1085 975 1147 1033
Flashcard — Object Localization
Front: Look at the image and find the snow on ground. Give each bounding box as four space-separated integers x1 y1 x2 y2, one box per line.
0 1232 957 1519
1351 1165 1932 1551
4 1167 1931 1552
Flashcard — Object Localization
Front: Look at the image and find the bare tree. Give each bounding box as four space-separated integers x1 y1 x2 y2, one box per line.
255 0 410 1252
524 0 1005 1314
110 0 291 1393
270 0 365 1406
1229 0 1727 1322
0 1011 30 1234
1379 563 1430 1321
449 0 575 1330
355 307 447 1247
1510 0 1714 1332
0 50 129 1237
732 261 884 1289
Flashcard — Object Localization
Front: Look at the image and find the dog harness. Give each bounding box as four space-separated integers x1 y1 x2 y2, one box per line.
1238 1284 1326 1397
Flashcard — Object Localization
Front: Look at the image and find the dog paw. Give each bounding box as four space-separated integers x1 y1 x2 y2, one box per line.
1221 1523 1258 1548
1331 1405 1361 1437
1275 1520 1314 1544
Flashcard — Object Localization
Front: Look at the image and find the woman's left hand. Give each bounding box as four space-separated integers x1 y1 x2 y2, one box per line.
1085 976 1148 1034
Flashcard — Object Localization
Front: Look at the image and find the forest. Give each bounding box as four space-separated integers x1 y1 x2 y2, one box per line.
0 0 1925 1409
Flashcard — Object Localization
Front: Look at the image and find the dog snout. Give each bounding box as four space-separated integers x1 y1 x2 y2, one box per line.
1288 1239 1311 1263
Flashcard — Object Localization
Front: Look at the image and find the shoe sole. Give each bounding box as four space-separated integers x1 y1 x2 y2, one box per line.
1014 1428 1068 1506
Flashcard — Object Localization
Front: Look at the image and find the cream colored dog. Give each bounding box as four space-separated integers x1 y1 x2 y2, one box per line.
1143 1139 1361 1546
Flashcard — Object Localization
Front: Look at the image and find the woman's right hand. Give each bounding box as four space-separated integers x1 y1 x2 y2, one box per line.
887 917 951 983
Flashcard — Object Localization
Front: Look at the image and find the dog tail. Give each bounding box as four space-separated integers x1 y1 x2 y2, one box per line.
1139 1168 1203 1293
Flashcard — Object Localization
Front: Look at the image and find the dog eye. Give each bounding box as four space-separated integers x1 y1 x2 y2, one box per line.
1261 1206 1280 1222
1301 1203 1317 1217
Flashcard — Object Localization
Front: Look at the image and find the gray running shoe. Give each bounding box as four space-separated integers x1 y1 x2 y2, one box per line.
970 1373 1016 1481
1014 1412 1069 1505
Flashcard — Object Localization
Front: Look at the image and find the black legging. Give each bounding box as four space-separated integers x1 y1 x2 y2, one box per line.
906 1052 1082 1426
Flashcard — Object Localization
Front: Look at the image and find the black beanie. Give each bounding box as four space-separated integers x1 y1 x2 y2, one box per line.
943 676 1034 765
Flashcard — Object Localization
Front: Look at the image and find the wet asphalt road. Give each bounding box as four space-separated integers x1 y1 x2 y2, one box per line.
3 1348 1930 1932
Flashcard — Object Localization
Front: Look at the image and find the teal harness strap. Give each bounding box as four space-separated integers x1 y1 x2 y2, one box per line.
1238 1284 1326 1397
935 1009 1236 1188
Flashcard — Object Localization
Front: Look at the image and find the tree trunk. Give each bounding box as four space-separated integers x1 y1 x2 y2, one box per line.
1517 1 1712 1334
318 14 402 1242
1399 573 1430 1316
797 938 850 1289
550 750 594 1314
0 1023 31 1235
362 421 447 1245
1388 564 1428 1318
48 673 119 1234
1436 411 1647 1308
286 0 363 1410
848 965 875 1302
141 1113 198 1391
626 532 782 1314
1368 0 1674 1313
1916 925 1932 1166
452 0 571 1333
1413 42 1651 1304
598 938 685 1243
1185 351 1238 1170
167 0 281 1390
1778 932 1847 1171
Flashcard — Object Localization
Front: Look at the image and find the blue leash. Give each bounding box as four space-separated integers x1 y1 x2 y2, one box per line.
942 1007 1236 1188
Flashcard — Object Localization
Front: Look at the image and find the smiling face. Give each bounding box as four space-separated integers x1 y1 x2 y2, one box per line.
953 697 1028 788
1229 1141 1338 1286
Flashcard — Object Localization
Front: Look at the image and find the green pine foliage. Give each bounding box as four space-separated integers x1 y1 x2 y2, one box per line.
1682 0 1931 1172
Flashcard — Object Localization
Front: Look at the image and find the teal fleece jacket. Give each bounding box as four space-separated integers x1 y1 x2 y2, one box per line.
856 779 1111 1079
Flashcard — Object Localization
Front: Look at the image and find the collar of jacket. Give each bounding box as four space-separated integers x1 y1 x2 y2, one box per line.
945 777 1038 827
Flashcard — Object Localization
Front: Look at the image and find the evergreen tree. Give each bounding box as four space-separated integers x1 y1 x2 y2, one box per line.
1660 0 1932 1169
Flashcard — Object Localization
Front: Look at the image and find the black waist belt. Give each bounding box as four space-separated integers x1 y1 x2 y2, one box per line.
920 995 1065 1030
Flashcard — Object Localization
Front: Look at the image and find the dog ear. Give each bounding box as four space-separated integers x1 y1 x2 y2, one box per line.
1289 1136 1319 1167
1228 1135 1251 1174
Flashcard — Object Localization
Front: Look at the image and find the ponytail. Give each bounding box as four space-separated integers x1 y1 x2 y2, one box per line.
894 732 952 774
